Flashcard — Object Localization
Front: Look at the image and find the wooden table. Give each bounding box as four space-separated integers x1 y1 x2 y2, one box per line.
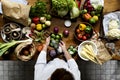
0 0 120 60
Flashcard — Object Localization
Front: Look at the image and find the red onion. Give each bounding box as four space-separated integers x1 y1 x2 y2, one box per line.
54 27 59 33
63 29 69 37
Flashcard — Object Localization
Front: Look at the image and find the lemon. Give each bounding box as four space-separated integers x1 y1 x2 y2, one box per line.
93 15 98 21
36 24 42 31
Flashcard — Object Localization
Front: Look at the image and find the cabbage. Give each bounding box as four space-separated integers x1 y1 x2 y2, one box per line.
51 0 80 19
69 0 80 19
52 0 69 17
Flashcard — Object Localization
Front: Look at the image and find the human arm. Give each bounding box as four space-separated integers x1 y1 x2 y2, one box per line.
59 41 72 60
59 41 81 80
36 36 50 64
34 37 50 80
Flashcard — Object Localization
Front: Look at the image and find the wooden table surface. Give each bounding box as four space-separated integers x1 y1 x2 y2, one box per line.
0 0 120 60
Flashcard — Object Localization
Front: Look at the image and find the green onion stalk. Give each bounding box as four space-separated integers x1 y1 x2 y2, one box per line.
0 39 32 56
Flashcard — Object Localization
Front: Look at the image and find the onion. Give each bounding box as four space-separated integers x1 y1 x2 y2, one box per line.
30 23 36 29
63 29 69 37
54 27 59 33
49 49 57 58
40 17 46 23
45 21 51 26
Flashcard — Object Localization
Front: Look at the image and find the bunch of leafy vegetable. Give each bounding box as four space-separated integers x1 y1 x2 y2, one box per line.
29 0 48 18
51 0 69 17
51 0 80 19
69 0 80 19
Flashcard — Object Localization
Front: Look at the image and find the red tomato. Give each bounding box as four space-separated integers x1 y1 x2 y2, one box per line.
77 34 82 39
32 17 40 24
82 36 87 40
76 29 80 33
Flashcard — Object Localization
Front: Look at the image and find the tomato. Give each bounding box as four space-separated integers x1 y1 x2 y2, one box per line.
77 34 82 39
82 36 87 40
76 29 80 33
32 17 40 24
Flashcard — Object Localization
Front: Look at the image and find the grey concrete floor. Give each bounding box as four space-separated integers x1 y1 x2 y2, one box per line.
0 60 119 80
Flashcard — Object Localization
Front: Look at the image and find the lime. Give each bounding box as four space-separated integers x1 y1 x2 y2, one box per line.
89 18 96 24
56 35 60 39
59 33 63 38
51 33 56 38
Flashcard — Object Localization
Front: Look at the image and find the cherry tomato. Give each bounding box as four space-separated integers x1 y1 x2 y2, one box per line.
77 34 82 39
82 36 87 40
76 29 80 33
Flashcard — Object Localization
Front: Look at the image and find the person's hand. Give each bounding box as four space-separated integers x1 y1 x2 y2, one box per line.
43 36 50 51
45 36 50 46
59 41 67 53
59 41 72 60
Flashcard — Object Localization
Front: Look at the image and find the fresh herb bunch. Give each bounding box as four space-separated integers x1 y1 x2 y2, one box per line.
29 0 47 18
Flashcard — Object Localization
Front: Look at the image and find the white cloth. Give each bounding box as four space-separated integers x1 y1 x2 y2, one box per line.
34 50 81 80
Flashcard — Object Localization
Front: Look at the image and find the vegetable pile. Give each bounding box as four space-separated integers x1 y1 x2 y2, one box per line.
67 45 77 55
0 39 33 56
80 0 103 24
51 0 80 19
75 23 93 41
29 0 49 18
106 19 120 40
49 33 62 49
80 43 102 64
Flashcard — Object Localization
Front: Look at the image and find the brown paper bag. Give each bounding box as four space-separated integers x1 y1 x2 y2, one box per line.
1 0 31 26
92 40 112 64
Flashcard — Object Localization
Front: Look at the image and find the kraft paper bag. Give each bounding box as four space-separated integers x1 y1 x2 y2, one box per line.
1 0 31 26
92 39 112 64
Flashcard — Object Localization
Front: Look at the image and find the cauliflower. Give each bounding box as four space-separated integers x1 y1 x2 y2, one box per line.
107 29 120 39
108 20 119 30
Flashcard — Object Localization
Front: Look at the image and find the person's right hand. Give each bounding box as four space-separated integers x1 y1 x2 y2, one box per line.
59 41 72 60
59 41 67 53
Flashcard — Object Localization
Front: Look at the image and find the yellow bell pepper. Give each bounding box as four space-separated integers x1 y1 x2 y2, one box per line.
79 23 86 30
